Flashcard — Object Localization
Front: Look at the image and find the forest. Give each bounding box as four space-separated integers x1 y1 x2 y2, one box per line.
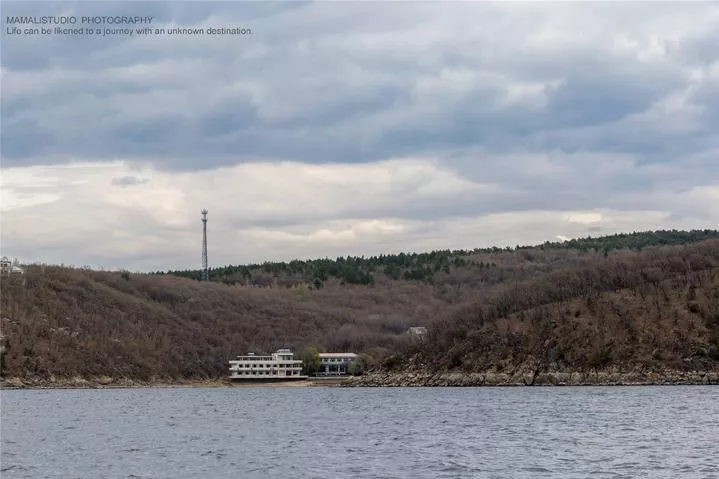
159 229 719 286
1 230 718 383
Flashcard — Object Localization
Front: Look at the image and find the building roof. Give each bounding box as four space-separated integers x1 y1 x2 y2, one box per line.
319 353 358 358
232 348 296 360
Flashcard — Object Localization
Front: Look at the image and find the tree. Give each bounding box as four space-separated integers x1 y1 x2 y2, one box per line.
301 346 320 376
347 355 368 376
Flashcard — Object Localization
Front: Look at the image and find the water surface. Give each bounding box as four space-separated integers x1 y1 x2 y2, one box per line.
2 386 718 478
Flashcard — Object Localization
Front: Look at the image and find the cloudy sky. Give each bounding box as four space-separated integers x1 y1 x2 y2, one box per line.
1 1 718 272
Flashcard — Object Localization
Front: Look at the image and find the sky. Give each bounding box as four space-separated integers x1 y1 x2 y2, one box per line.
1 1 718 272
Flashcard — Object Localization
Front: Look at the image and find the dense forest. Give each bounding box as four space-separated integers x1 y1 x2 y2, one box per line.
1 230 718 384
159 230 719 287
395 239 719 376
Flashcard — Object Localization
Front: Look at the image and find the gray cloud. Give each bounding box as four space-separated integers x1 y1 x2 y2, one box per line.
110 175 148 187
3 2 716 170
1 1 718 270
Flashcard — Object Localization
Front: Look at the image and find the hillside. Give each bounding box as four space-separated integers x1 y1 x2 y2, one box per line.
361 238 719 385
160 230 719 287
1 230 719 385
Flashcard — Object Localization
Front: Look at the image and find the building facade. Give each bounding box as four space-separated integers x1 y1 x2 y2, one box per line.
318 353 358 376
228 348 305 380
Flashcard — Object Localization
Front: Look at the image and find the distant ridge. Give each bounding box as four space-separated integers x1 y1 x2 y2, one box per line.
160 229 719 288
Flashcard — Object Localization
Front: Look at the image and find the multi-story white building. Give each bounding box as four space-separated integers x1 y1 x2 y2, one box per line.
228 348 305 381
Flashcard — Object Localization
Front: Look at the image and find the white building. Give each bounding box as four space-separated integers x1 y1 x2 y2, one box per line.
228 348 305 380
0 257 24 276
406 326 428 341
318 353 358 376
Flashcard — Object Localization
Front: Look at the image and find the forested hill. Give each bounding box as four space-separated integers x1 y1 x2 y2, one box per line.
1 229 718 385
160 230 719 287
380 237 719 382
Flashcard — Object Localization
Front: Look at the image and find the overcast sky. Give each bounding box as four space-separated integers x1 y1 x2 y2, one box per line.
1 1 718 272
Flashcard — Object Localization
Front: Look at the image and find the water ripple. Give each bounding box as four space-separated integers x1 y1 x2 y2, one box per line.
1 386 718 478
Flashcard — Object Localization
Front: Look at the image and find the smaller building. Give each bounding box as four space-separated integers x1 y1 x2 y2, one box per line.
318 353 358 376
406 326 428 341
0 257 24 276
0 257 12 275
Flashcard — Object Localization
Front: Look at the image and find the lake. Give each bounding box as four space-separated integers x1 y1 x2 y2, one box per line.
2 386 718 478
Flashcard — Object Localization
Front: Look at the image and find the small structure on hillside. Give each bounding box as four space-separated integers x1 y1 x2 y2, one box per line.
0 257 24 276
318 353 358 376
406 326 428 341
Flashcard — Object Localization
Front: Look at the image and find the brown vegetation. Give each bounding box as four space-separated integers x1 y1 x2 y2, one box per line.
392 239 719 378
0 267 440 382
1 232 718 385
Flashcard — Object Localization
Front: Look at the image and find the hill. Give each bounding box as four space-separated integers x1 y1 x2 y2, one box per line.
160 229 719 287
367 237 719 385
1 230 718 386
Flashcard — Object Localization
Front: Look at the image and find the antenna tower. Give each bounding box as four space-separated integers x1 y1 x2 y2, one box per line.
201 209 209 281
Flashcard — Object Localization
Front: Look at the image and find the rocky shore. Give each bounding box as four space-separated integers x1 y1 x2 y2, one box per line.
0 376 234 390
342 369 719 387
0 375 359 389
0 376 324 389
3 370 718 389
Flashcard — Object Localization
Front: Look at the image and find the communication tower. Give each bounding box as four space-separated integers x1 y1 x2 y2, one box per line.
201 209 209 281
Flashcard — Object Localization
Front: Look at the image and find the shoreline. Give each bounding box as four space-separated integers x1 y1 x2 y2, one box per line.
0 376 351 390
341 369 719 387
2 370 718 390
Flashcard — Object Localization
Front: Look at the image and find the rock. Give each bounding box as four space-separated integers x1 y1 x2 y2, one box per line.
70 376 90 387
97 376 114 385
2 377 25 388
